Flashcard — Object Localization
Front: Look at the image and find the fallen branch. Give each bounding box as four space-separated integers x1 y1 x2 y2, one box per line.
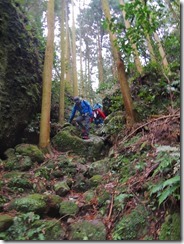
107 194 114 222
122 113 180 144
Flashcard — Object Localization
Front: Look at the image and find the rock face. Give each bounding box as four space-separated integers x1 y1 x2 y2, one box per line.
0 1 43 156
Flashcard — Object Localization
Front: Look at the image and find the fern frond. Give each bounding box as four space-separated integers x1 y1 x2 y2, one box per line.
158 185 179 206
162 175 180 188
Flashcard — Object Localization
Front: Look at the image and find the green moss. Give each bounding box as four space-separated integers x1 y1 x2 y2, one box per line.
83 190 95 203
69 220 106 240
0 214 14 231
4 155 32 171
9 194 48 214
15 144 44 163
89 175 103 187
159 213 181 240
7 177 32 189
54 181 70 196
32 219 65 240
59 201 79 216
112 205 148 240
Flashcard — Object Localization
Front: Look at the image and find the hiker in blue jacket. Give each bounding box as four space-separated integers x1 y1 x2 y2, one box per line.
68 96 93 139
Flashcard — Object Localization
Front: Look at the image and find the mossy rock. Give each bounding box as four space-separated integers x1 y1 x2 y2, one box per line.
4 148 15 158
32 219 65 240
71 173 90 192
69 220 106 240
15 144 44 163
112 205 149 240
158 213 180 240
89 175 103 187
52 126 104 161
83 190 96 203
47 194 62 212
34 166 51 180
7 176 33 190
4 155 32 171
54 181 70 197
8 194 48 214
0 214 14 231
59 201 79 217
87 158 110 177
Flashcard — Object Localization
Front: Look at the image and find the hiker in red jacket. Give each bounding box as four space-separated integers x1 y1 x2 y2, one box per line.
91 103 106 127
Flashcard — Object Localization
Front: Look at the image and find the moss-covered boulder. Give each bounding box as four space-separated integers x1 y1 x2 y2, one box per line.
0 214 14 231
158 213 180 240
32 219 65 240
4 155 32 171
8 194 48 214
96 111 125 139
69 220 106 240
52 126 104 161
86 158 110 177
54 181 70 197
83 190 96 204
89 175 103 187
112 205 149 240
46 194 62 216
59 201 79 217
7 176 33 190
2 212 65 241
34 166 51 180
15 144 44 163
71 173 90 192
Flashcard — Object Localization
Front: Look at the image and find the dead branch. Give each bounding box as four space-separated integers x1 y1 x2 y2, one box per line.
122 113 180 144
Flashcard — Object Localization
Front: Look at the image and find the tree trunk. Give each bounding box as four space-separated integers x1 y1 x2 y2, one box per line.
146 33 156 63
59 0 66 125
154 31 169 69
97 31 104 85
101 0 135 126
79 0 84 97
65 2 72 93
39 0 55 149
71 0 78 96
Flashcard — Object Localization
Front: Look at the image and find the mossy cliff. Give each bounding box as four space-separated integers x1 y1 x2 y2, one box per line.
0 0 43 155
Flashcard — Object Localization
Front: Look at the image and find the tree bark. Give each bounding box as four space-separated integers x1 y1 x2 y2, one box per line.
154 31 169 69
59 0 66 125
71 0 78 96
101 0 135 126
39 0 55 149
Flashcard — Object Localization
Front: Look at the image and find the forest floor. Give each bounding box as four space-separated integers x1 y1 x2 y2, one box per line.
0 108 180 240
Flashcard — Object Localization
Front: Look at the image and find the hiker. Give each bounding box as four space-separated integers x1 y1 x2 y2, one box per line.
91 104 106 127
68 96 93 139
93 103 103 110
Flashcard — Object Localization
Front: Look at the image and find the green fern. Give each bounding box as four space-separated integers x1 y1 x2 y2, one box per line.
153 151 179 177
149 151 180 206
150 175 180 206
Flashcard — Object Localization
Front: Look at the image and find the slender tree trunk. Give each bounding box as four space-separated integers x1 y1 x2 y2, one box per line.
154 31 169 69
65 2 72 92
59 0 66 124
101 0 135 126
119 0 143 74
79 0 84 97
39 0 55 149
97 31 104 85
146 33 156 63
71 0 78 96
